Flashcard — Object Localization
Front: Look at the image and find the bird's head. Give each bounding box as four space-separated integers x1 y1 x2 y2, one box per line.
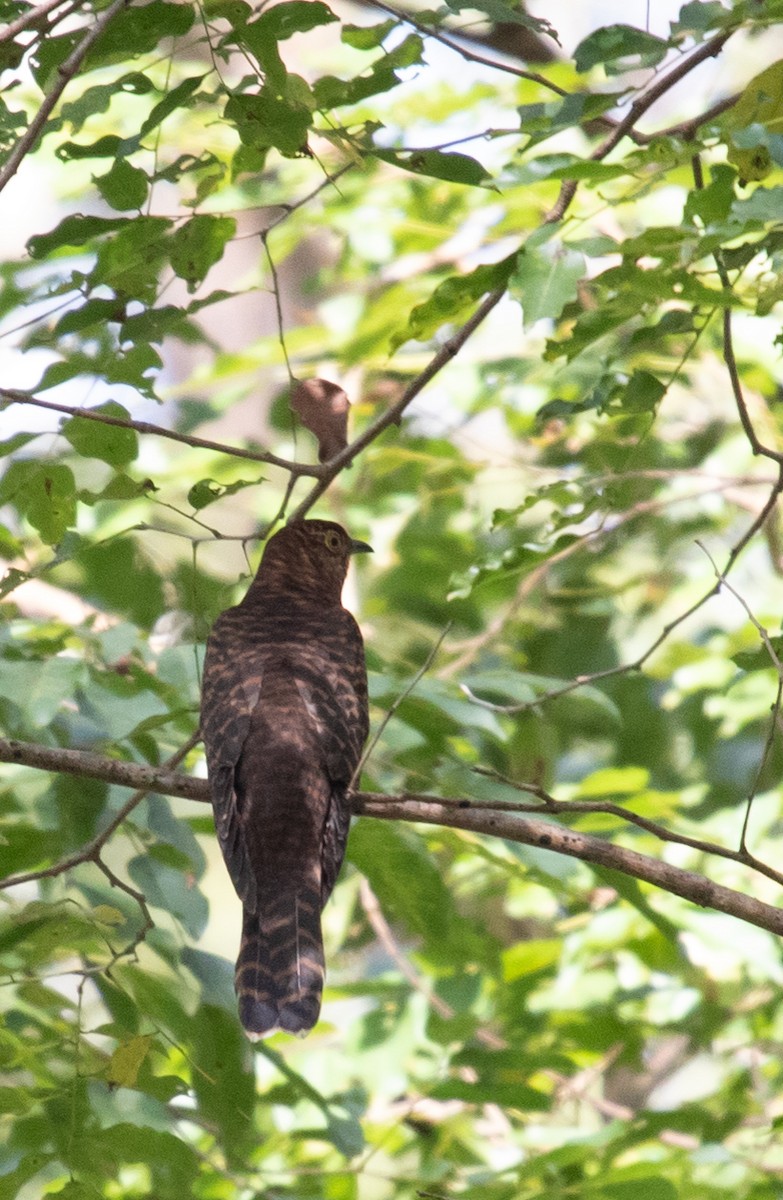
253 519 372 602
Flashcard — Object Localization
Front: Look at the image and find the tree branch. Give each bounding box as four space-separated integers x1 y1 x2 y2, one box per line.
0 0 130 196
591 28 735 162
0 0 76 46
291 285 507 516
369 0 564 91
2 737 782 940
0 388 326 477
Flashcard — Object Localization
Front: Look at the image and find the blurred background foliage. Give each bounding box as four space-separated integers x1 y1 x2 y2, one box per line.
3 0 783 1195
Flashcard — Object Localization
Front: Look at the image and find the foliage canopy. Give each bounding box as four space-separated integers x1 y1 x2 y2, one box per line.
3 0 783 1195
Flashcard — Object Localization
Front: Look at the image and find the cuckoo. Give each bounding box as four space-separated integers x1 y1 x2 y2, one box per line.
201 519 371 1038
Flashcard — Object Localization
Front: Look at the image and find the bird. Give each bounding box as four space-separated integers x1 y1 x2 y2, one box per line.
200 519 371 1039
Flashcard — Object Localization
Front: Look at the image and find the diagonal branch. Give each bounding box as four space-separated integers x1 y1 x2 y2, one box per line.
0 0 77 46
291 286 507 516
0 0 130 196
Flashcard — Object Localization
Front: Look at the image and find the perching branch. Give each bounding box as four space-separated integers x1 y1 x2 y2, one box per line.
2 736 783 940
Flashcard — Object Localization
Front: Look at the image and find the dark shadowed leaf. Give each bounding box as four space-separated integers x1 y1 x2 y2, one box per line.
290 378 350 461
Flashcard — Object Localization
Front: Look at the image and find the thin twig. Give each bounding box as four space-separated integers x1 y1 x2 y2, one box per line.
0 0 130 196
355 793 783 938
95 856 154 966
543 27 736 224
261 232 293 382
741 678 783 856
443 476 757 678
591 28 735 161
458 469 783 715
696 540 783 862
640 94 739 144
0 388 324 476
360 877 506 1047
368 0 564 92
351 622 452 789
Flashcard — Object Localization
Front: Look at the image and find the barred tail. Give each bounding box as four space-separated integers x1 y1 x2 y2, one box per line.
235 891 325 1039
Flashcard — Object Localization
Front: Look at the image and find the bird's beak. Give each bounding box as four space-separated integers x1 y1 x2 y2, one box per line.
349 538 373 555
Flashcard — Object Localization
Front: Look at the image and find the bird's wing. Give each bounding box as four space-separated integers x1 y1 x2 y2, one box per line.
201 608 264 909
202 607 368 910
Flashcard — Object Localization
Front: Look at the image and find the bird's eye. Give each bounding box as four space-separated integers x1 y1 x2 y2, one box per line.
324 530 342 553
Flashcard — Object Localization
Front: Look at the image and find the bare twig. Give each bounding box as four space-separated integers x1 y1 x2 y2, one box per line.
640 94 739 144
696 541 783 862
369 0 563 91
544 1067 700 1150
261 232 293 382
592 28 735 162
0 0 130 196
0 388 325 476
360 876 506 1047
458 465 783 716
351 622 452 788
543 27 736 224
95 856 154 966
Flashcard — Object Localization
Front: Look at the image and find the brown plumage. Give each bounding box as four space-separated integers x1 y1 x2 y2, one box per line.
200 519 371 1038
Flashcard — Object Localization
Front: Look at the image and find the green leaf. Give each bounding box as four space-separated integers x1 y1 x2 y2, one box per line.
0 461 76 544
392 254 516 350
722 59 783 183
574 24 669 73
348 822 490 967
510 243 585 327
503 938 562 981
673 1 730 37
187 475 264 510
57 134 130 161
0 1156 53 1200
91 215 172 303
58 72 153 134
106 1034 153 1087
225 90 312 155
79 474 157 505
341 19 395 48
190 1006 255 1166
621 369 666 413
95 159 149 211
373 147 491 186
54 298 127 333
61 401 138 467
127 855 208 938
27 214 129 259
444 0 557 39
169 215 236 292
139 75 206 138
85 0 195 66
